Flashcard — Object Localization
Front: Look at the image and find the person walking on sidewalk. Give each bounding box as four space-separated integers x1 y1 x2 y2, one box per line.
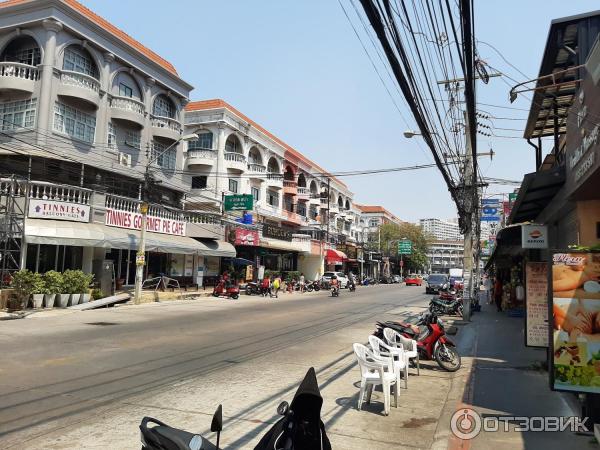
261 275 271 297
299 273 305 293
272 275 281 298
494 276 503 312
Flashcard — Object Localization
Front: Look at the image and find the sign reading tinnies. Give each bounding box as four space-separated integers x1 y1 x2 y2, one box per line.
105 208 186 236
521 224 548 249
28 199 90 223
233 228 259 246
224 194 253 211
262 223 292 241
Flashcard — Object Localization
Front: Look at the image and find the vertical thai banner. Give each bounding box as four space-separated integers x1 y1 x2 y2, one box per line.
550 252 600 393
525 262 548 347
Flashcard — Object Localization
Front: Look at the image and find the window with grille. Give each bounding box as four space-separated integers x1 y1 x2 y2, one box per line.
267 190 279 206
9 46 41 66
126 129 141 149
192 176 208 189
63 47 98 78
53 102 95 143
151 140 176 169
228 178 238 193
119 82 133 98
251 187 260 201
107 122 116 149
297 203 307 217
188 132 213 150
152 96 174 118
0 98 36 130
225 136 240 153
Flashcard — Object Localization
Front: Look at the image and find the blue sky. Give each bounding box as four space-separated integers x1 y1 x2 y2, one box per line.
82 0 592 221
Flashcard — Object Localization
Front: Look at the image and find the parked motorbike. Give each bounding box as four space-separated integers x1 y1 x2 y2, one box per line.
348 282 356 292
245 281 261 296
374 312 461 372
140 405 222 450
212 281 240 300
139 368 331 450
429 296 463 317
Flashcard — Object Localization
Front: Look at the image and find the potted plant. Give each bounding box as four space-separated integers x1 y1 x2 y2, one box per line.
79 272 94 303
62 269 81 306
30 272 46 309
43 271 62 308
10 270 36 309
91 288 103 300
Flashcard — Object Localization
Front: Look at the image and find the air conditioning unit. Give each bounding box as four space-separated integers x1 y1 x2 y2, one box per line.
118 152 132 167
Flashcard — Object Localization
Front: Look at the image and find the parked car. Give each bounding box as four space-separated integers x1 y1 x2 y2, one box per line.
321 271 349 288
425 273 449 294
405 274 422 286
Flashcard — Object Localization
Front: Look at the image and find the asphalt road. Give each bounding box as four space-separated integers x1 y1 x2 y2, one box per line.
0 283 429 447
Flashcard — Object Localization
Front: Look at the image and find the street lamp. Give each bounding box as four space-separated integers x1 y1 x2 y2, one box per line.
133 132 198 305
403 130 421 139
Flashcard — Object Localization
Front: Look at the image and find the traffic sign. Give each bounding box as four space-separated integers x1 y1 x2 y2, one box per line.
224 194 253 211
398 240 412 255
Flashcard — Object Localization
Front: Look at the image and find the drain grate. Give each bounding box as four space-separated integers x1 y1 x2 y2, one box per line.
86 322 119 326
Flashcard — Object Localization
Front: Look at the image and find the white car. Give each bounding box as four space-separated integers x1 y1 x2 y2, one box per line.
321 271 349 288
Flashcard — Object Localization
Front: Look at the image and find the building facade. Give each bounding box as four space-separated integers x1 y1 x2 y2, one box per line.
426 240 464 274
419 218 462 241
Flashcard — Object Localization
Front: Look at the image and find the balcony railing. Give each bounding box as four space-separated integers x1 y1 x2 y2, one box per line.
29 181 91 205
267 173 283 180
247 163 266 173
297 187 309 196
110 95 146 115
151 114 182 133
105 194 184 221
224 152 246 163
187 149 217 160
60 70 100 94
0 62 39 81
283 180 297 188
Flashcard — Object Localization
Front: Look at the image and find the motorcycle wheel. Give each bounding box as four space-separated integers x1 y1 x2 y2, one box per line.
245 287 252 296
314 285 320 291
212 292 219 297
231 294 239 300
306 286 313 292
434 344 461 372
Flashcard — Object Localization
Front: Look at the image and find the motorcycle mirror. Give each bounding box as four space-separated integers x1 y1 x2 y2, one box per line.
277 401 290 416
211 404 223 432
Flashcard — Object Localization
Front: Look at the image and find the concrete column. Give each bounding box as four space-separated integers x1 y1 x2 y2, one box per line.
215 123 227 197
82 246 94 273
141 77 155 167
95 52 114 152
37 19 63 145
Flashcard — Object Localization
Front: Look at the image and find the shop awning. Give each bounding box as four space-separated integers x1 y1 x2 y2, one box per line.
24 219 235 257
484 224 525 271
507 165 565 225
260 238 307 253
326 248 347 263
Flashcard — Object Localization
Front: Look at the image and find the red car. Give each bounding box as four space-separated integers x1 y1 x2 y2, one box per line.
405 274 422 286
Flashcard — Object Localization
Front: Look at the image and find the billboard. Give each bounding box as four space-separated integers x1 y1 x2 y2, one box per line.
525 262 548 347
481 199 501 222
550 252 600 393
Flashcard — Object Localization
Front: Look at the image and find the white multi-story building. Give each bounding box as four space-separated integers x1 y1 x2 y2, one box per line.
426 240 464 274
419 218 462 241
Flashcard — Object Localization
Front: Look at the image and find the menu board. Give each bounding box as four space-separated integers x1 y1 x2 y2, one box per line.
550 252 600 393
525 262 548 347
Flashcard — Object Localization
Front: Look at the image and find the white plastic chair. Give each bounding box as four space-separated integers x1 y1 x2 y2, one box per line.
383 328 420 384
368 335 407 391
352 343 397 415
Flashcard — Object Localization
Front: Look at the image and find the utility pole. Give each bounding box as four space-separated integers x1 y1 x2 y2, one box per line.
462 110 475 321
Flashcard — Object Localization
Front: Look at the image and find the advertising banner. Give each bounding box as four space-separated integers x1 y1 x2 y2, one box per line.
525 262 549 347
28 199 90 223
262 223 292 241
105 208 186 236
550 251 600 393
233 228 260 246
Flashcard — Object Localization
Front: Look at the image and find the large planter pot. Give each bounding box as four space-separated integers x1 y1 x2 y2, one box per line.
31 294 44 309
44 294 56 308
69 293 81 306
56 293 70 308
80 293 90 304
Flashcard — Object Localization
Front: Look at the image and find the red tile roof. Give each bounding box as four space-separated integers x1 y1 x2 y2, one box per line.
0 0 178 76
355 204 402 222
186 99 348 189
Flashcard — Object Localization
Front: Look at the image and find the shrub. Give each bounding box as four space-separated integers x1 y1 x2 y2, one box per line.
91 288 103 300
62 270 94 294
43 271 63 294
10 270 45 299
30 272 47 294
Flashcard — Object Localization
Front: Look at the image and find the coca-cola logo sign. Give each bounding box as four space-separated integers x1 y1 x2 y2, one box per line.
553 253 587 266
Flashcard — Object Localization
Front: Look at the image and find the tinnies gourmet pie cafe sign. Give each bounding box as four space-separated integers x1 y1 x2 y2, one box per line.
105 208 186 236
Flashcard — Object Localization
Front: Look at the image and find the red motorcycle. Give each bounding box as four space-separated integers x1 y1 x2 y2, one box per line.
374 312 461 372
212 280 240 299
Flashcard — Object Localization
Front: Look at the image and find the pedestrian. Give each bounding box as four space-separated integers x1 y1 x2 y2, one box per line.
299 272 305 293
272 274 281 298
494 276 503 312
483 275 492 304
261 275 271 297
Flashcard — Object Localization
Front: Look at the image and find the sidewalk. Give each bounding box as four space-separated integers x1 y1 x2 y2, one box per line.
450 300 595 450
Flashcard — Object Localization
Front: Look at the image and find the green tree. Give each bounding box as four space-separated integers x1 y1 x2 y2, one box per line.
378 222 432 272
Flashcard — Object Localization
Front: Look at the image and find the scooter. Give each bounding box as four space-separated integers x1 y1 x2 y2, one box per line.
429 296 463 317
374 312 461 372
212 280 240 300
139 368 331 450
305 281 320 292
348 282 356 292
331 285 340 297
245 281 261 296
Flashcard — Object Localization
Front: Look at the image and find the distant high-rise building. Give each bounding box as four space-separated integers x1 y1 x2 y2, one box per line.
419 218 462 241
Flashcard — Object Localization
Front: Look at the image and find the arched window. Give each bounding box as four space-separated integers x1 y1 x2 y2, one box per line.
309 180 318 195
297 173 307 187
153 94 175 118
225 134 242 153
113 71 142 100
338 196 343 207
345 199 350 210
63 45 98 78
283 166 295 181
1 36 41 66
267 157 280 174
188 131 213 150
248 147 262 165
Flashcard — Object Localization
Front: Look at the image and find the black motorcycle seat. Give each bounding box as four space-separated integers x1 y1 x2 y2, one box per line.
153 425 213 450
